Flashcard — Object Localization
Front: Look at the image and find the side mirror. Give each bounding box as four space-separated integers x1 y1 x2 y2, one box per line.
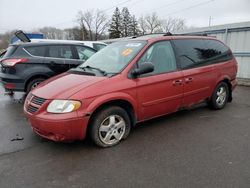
131 62 154 77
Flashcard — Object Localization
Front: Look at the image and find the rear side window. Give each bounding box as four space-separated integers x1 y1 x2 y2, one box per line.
75 46 96 61
173 39 232 69
3 46 17 58
48 45 73 59
203 39 232 62
24 46 46 57
93 43 106 51
0 51 6 58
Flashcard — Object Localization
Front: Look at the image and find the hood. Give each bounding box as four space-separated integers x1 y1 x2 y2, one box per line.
32 73 107 99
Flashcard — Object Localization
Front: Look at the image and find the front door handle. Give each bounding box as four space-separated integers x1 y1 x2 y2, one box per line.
173 80 182 86
185 77 193 83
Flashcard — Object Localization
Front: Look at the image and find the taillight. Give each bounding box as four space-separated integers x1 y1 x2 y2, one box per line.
1 58 28 67
4 83 15 89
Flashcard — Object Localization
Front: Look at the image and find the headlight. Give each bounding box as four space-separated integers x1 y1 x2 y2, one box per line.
47 100 81 113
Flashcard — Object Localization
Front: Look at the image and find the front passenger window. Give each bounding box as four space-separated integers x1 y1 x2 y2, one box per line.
138 41 177 75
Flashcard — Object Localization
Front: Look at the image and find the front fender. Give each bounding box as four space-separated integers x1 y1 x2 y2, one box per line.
86 92 138 116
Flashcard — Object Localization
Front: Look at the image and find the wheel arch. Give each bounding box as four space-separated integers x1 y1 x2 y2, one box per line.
24 74 49 92
88 98 137 127
222 78 232 102
215 76 232 102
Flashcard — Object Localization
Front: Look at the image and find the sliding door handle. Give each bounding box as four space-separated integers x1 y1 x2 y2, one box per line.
173 80 182 86
185 77 193 83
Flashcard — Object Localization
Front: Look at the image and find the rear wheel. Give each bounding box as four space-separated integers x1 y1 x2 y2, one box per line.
90 106 131 147
26 78 45 93
209 82 229 110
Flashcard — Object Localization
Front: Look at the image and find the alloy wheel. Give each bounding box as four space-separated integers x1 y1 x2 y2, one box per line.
98 115 126 145
216 86 227 106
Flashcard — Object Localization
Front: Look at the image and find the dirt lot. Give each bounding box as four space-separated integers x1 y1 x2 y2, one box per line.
0 86 249 188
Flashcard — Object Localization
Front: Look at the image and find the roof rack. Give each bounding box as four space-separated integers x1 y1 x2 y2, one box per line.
163 32 173 36
131 33 169 39
164 32 208 36
176 33 208 36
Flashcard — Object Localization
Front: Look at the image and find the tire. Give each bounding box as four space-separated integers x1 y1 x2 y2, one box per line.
209 82 229 110
26 78 45 93
90 106 131 148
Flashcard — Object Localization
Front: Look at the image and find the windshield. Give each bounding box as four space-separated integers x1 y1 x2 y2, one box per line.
79 41 147 74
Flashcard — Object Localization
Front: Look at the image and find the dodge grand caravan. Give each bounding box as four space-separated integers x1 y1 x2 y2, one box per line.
24 34 237 147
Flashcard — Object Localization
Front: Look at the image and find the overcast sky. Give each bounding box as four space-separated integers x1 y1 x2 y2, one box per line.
0 0 250 33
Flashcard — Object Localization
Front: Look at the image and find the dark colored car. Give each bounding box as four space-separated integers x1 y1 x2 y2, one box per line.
24 34 237 147
0 42 96 93
0 49 6 58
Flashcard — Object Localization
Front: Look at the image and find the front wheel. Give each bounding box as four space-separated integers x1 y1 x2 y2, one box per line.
89 106 131 147
208 82 229 110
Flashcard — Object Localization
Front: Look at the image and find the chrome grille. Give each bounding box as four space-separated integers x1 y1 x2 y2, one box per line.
31 96 46 106
26 95 47 114
27 105 39 113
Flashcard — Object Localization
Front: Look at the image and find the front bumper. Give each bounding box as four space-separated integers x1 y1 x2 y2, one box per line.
24 96 90 142
26 115 89 142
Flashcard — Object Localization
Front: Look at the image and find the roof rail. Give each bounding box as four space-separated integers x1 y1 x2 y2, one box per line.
132 32 208 38
174 33 208 36
131 32 169 39
163 32 173 36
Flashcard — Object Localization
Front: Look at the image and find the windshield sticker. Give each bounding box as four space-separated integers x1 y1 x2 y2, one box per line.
121 48 133 56
126 43 141 47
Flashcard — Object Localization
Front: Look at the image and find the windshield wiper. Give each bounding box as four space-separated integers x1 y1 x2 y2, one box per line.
81 65 107 76
68 68 95 76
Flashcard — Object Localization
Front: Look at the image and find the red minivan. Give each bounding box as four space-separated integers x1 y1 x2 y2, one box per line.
24 35 237 147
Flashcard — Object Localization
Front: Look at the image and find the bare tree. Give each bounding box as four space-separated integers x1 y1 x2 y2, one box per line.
37 27 63 39
77 10 94 40
145 12 162 34
63 27 83 40
77 9 109 40
161 17 186 32
138 16 147 35
0 30 15 50
94 9 110 40
76 11 90 40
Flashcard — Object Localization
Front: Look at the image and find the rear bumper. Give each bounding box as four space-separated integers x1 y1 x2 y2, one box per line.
0 72 25 91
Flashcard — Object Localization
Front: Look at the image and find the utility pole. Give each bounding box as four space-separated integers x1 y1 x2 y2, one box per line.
209 16 213 27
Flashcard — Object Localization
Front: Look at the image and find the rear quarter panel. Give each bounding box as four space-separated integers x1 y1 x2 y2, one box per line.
213 58 238 91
